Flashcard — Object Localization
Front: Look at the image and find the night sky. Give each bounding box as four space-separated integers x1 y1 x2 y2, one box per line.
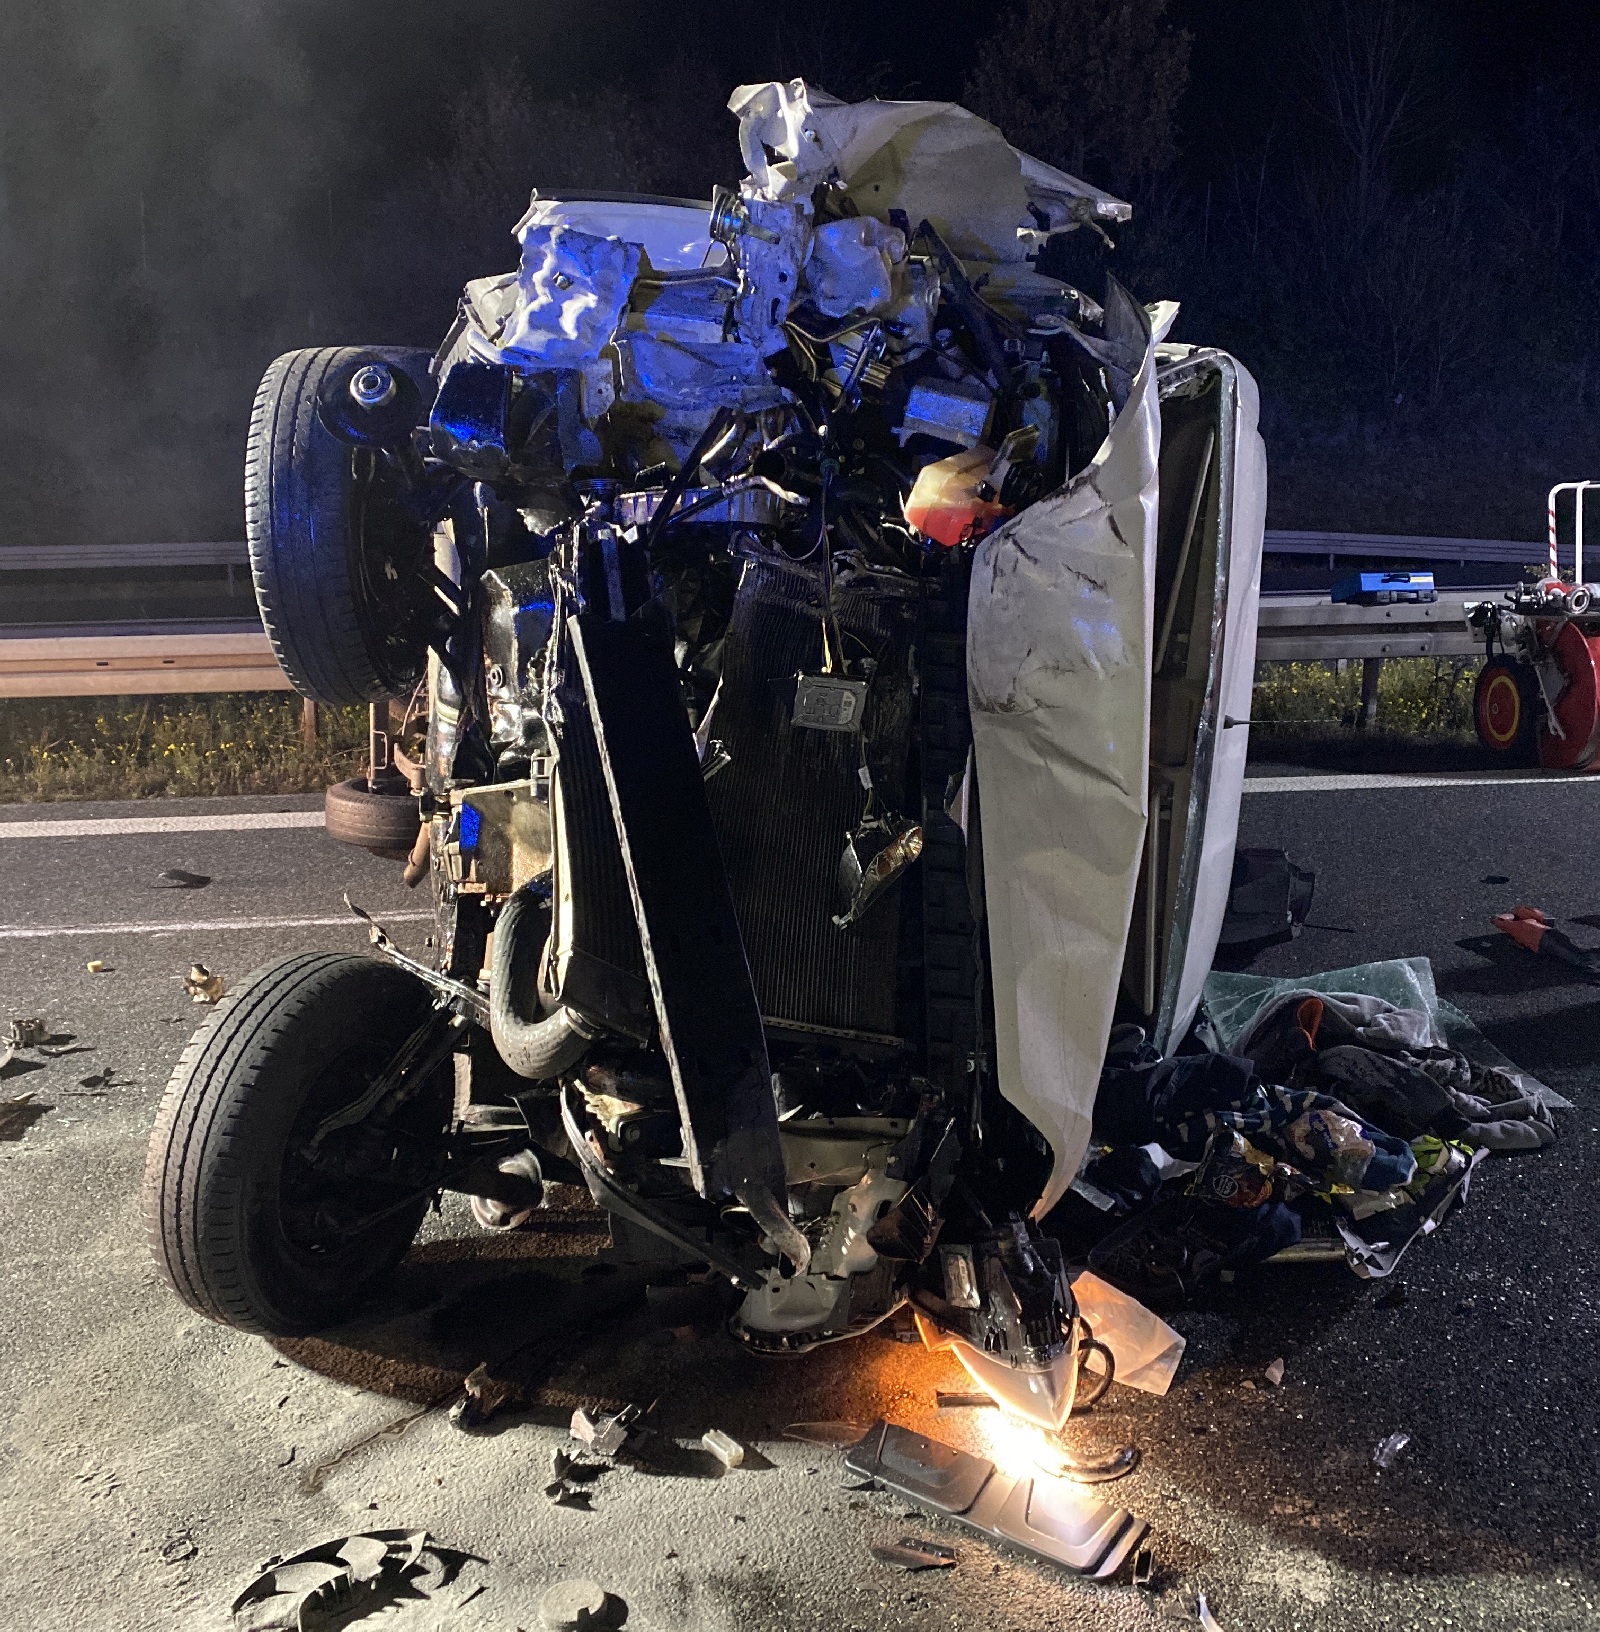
2 0 1598 542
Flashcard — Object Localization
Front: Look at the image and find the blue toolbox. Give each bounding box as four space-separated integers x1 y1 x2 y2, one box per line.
1330 569 1437 605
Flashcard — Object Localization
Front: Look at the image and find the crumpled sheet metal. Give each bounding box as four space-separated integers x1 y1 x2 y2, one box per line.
1157 354 1267 1049
968 297 1161 1220
845 1419 1147 1579
465 225 640 369
728 78 1130 262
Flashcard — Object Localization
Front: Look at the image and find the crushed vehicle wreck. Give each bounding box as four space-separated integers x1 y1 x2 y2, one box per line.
144 79 1267 1434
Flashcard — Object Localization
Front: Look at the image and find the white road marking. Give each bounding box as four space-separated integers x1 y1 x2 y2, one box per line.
1243 771 1598 793
0 911 432 941
0 810 325 840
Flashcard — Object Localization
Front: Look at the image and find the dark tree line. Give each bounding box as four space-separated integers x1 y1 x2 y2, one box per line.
1 0 1596 546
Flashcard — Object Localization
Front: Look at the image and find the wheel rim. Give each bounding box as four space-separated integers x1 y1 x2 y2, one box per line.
1478 668 1524 749
346 447 433 696
277 1037 449 1264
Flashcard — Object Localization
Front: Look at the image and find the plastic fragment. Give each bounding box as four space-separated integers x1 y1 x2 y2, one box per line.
4 1017 48 1049
1197 1590 1226 1631
701 1428 745 1469
540 1578 610 1631
154 869 210 889
570 1404 635 1458
1131 1544 1154 1587
85 960 106 974
449 1362 512 1431
871 1537 957 1571
936 1392 996 1409
230 1528 431 1630
1263 1358 1285 1387
1373 1431 1412 1469
184 963 226 1004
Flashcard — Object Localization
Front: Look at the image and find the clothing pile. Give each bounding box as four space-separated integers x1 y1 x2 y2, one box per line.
1061 959 1566 1296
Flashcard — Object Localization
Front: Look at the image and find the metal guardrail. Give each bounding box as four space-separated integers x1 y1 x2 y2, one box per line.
1263 530 1545 569
1256 592 1480 662
0 620 290 698
0 536 1505 699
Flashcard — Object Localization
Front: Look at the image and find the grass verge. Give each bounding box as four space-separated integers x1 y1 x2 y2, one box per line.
0 694 368 802
0 657 1484 803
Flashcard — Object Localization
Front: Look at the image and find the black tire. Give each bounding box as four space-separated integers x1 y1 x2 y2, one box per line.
143 952 453 1335
246 346 436 705
324 776 422 860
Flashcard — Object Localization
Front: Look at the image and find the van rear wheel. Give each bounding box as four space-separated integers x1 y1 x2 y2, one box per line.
142 952 455 1335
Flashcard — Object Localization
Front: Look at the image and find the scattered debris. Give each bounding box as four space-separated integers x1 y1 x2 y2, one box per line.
159 1531 197 1565
1263 1358 1285 1387
448 1363 513 1431
230 1529 436 1630
1131 1544 1154 1588
84 960 107 974
155 869 211 889
184 963 227 1004
871 1537 957 1571
701 1428 745 1470
1373 1430 1412 1470
539 1577 621 1631
278 1447 296 1468
570 1404 637 1458
550 1448 573 1481
845 1420 1146 1578
1197 1590 1226 1631
78 1069 113 1089
936 1392 996 1409
783 1421 872 1447
4 1017 48 1049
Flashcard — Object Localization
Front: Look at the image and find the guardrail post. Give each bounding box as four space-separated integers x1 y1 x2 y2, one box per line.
1359 657 1383 730
301 698 319 755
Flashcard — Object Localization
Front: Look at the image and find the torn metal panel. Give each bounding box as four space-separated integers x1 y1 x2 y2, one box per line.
728 79 1130 261
1152 352 1267 1050
469 226 640 370
967 297 1161 1219
569 614 802 1267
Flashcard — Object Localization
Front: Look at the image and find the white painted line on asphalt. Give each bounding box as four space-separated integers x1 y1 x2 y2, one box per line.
0 810 325 839
1243 771 1598 793
0 911 433 941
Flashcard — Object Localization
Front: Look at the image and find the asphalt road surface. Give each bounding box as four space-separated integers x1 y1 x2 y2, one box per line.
1 776 1596 1632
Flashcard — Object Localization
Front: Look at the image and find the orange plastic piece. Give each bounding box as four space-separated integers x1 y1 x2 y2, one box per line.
904 447 1011 548
1493 908 1550 951
1294 996 1325 1050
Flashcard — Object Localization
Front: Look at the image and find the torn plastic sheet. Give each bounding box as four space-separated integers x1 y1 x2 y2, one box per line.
1071 1270 1186 1396
1201 958 1571 1112
967 296 1160 1220
728 78 1129 263
844 1419 1147 1578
